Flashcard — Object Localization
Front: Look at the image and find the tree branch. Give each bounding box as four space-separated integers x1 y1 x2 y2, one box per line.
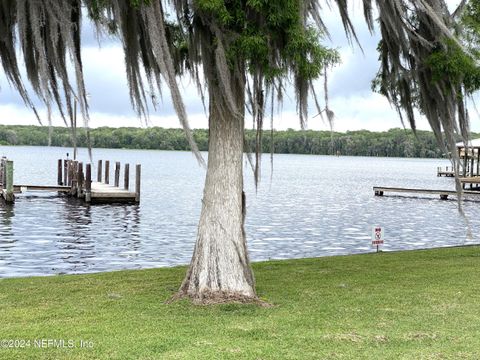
451 0 468 20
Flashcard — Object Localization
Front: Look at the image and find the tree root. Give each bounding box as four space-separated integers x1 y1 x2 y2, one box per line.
166 290 273 307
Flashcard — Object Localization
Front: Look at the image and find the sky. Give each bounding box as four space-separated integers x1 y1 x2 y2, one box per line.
0 1 473 133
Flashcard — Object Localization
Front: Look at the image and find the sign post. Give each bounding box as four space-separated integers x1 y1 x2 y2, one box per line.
371 226 384 253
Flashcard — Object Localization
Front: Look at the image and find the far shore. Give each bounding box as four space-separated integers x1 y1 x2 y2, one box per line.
0 124 460 158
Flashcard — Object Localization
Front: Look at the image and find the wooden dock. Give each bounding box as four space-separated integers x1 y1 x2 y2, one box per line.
88 182 137 203
373 186 480 200
0 157 141 204
437 166 455 177
60 159 141 204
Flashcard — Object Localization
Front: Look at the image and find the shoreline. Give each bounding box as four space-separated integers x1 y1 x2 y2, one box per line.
1 243 478 281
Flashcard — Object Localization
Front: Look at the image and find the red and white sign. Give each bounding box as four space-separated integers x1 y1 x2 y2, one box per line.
371 226 384 246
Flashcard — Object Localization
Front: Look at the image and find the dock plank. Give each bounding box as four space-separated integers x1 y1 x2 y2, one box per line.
89 182 137 201
437 171 455 177
373 186 480 200
460 176 480 184
13 185 71 192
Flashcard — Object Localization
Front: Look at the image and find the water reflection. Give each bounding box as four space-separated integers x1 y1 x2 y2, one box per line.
0 191 143 277
0 202 16 268
54 198 94 274
0 201 14 237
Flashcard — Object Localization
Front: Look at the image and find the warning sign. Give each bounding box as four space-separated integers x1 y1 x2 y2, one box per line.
371 226 384 246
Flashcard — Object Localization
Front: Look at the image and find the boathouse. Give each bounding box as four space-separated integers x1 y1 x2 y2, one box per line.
456 139 480 189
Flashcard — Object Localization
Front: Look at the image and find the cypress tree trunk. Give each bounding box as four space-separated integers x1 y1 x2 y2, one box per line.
177 80 257 303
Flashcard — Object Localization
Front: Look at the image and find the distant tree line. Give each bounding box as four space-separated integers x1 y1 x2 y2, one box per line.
0 125 470 158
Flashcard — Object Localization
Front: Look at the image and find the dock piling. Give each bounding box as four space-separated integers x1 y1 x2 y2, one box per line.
477 151 480 176
1 159 15 203
5 160 14 203
64 159 68 186
85 164 92 203
0 156 5 188
135 164 141 203
97 160 102 182
77 162 84 198
114 162 120 187
124 164 130 190
58 159 63 185
67 161 74 188
69 161 77 195
105 161 110 184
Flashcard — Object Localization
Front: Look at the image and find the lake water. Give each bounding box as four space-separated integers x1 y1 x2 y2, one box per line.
0 146 478 278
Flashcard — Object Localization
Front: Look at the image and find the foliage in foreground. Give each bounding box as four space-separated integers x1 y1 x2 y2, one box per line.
0 246 479 359
0 125 474 158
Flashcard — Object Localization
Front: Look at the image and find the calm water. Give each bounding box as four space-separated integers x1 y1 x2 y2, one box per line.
0 146 477 278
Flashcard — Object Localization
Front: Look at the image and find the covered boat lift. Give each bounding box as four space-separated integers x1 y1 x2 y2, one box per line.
456 139 480 189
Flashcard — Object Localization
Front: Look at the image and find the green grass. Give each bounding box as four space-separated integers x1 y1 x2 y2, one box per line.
1 246 480 359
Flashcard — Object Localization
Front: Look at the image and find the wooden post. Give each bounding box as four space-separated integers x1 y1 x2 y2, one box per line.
470 155 474 177
0 157 5 188
135 164 141 203
124 164 130 190
97 160 103 182
457 147 461 177
470 154 474 188
4 160 14 203
85 164 92 203
69 161 77 195
68 161 74 187
64 159 68 186
477 149 480 177
58 159 63 185
105 160 110 184
77 162 84 197
114 162 120 187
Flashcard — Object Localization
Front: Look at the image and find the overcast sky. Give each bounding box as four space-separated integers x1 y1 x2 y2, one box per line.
0 0 473 133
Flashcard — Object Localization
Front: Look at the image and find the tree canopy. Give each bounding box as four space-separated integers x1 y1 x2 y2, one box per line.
1 1 478 161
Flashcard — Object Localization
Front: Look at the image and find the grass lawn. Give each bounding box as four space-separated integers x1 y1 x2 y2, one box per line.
1 246 480 359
